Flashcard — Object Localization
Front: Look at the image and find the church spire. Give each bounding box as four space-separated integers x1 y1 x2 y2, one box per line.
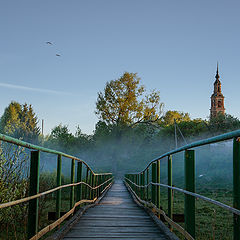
215 62 220 80
210 62 225 118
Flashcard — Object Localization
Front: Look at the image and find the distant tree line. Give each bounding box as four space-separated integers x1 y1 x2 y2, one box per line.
1 72 240 174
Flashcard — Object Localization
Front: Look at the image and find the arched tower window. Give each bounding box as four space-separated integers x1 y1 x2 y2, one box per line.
213 100 215 107
218 100 222 108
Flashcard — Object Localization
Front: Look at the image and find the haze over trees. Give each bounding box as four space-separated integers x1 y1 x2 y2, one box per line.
44 72 240 176
1 72 240 175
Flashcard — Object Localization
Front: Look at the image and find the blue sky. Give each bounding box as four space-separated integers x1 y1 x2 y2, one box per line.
0 1 239 135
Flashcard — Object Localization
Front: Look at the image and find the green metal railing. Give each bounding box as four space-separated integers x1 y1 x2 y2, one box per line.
0 133 113 240
124 129 240 240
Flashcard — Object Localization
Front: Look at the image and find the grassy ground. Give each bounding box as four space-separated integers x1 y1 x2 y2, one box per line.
159 188 233 240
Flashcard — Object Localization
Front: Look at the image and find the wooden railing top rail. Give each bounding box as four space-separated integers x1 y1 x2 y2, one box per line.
125 177 240 216
0 177 113 209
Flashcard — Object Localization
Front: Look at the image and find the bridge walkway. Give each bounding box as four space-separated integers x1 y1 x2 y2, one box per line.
63 180 174 240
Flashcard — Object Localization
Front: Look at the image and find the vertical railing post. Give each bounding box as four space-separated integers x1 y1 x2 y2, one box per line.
102 175 105 194
56 154 62 219
140 173 143 199
27 151 40 239
130 174 132 188
143 171 145 200
157 160 160 213
98 175 103 197
134 175 136 193
76 161 82 210
89 171 93 200
98 175 100 198
85 168 89 199
70 158 75 209
139 174 141 197
147 168 149 201
98 175 102 197
136 174 139 197
152 163 157 205
99 175 101 197
168 155 173 227
233 137 240 240
184 150 195 238
92 174 95 200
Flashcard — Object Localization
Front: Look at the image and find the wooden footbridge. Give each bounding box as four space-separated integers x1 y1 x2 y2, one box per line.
62 180 176 240
1 130 240 239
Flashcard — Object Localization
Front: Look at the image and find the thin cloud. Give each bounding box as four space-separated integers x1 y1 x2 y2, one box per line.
0 82 73 96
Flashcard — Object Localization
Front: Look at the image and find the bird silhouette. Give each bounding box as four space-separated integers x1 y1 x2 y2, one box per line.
46 41 53 45
56 54 61 57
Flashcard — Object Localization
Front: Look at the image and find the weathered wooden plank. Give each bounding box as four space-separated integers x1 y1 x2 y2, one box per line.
64 238 164 240
85 212 149 216
74 222 156 227
81 215 151 219
71 226 164 232
63 180 177 240
65 232 165 237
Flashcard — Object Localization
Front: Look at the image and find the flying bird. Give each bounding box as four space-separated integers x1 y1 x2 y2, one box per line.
46 41 53 45
56 54 61 57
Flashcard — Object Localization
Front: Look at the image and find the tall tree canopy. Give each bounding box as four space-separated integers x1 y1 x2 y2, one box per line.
0 101 40 143
161 110 191 126
95 72 164 126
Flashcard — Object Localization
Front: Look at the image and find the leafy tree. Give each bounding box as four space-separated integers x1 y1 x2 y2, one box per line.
178 119 208 137
47 124 75 151
209 113 240 134
73 125 93 153
94 121 112 140
95 72 164 174
161 110 191 126
0 101 40 143
95 72 164 127
0 102 21 136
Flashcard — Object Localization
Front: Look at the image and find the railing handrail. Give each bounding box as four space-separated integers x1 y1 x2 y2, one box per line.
0 133 111 176
0 177 114 209
124 177 240 216
128 129 240 175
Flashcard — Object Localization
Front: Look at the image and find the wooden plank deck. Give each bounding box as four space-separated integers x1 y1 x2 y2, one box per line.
63 180 175 240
